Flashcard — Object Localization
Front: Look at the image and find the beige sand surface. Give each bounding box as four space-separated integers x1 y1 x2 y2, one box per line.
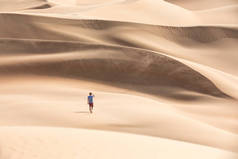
165 0 238 10
0 0 238 159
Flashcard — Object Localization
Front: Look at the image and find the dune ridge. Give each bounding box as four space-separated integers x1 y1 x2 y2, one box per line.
1 13 238 76
0 38 231 99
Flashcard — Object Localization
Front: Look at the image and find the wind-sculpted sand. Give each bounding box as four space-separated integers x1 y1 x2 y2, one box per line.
0 0 238 159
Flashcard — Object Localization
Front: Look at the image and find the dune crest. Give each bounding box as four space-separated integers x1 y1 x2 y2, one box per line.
0 39 230 99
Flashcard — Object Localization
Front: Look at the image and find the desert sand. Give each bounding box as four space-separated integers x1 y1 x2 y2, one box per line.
0 0 238 159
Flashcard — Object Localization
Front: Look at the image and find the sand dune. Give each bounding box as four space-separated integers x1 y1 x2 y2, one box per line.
197 5 238 25
17 0 238 25
0 78 237 153
0 0 238 159
0 0 53 12
1 13 238 76
0 127 237 159
18 0 197 25
165 0 238 10
0 39 230 99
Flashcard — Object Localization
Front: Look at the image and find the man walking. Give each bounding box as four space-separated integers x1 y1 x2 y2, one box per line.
88 92 95 114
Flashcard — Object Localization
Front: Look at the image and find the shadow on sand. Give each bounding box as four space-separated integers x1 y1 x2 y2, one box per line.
74 111 90 114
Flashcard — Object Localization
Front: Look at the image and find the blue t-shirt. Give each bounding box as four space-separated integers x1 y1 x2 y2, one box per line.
88 95 94 103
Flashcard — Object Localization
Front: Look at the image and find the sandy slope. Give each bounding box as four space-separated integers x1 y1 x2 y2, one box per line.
0 77 238 152
0 0 238 159
0 0 52 12
165 0 238 10
0 38 230 99
0 76 238 159
0 127 237 159
1 13 238 76
196 5 238 25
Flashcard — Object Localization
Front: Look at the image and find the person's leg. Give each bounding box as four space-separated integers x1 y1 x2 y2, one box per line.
89 103 93 113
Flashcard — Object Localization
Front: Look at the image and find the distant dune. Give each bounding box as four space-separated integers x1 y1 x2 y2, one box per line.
0 0 238 159
165 0 238 10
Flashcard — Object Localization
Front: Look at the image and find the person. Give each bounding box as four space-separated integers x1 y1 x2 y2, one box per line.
88 92 95 113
